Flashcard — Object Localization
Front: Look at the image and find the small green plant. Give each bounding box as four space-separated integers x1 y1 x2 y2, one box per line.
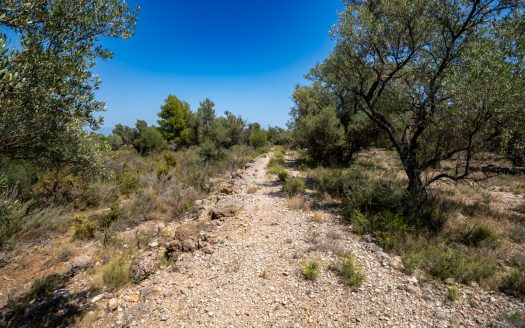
337 253 365 289
283 176 305 197
446 286 459 302
301 260 320 281
259 270 268 279
102 256 129 290
73 216 99 240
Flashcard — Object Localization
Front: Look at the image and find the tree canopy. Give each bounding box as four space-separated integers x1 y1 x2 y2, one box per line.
292 0 525 223
0 0 138 174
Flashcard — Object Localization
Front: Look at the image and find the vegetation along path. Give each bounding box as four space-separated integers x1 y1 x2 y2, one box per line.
94 153 523 327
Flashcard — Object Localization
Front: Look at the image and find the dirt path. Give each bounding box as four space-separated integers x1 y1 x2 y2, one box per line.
95 153 523 328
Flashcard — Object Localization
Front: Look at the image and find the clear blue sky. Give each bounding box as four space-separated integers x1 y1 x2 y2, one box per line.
95 0 343 131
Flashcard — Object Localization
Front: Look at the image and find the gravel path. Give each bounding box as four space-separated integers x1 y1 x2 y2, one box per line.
94 153 523 328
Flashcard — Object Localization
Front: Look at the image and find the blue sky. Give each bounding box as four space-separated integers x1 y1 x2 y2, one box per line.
95 0 343 131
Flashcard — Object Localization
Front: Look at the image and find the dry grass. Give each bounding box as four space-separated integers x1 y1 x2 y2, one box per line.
247 185 258 194
309 211 326 223
286 196 309 211
76 309 101 328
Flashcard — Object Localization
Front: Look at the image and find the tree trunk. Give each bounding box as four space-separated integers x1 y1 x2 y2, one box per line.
401 150 429 226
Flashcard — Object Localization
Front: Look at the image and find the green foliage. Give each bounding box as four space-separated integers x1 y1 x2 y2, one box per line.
462 225 500 248
499 270 525 299
277 171 289 182
157 95 192 145
109 134 124 150
341 174 404 216
300 260 320 281
190 98 217 145
133 121 167 154
33 169 85 204
292 106 346 166
282 177 305 197
73 216 99 240
352 210 409 251
249 128 268 149
267 126 292 146
112 124 137 145
198 139 220 160
98 200 121 229
423 245 499 285
119 170 141 195
301 0 525 224
336 253 365 289
0 0 137 172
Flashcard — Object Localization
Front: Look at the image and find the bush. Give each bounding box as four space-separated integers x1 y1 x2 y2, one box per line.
134 126 167 154
73 216 99 240
283 176 305 197
119 170 141 195
97 200 120 229
102 256 130 290
349 209 409 251
249 129 268 148
301 260 320 281
198 139 220 160
462 225 500 247
337 253 365 289
499 270 525 299
423 246 499 285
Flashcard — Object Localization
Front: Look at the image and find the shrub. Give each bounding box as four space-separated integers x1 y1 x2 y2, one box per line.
462 225 500 247
423 246 499 285
337 253 365 289
119 170 141 195
198 139 220 160
163 152 177 167
134 126 167 154
98 200 121 229
499 270 525 299
249 129 268 148
301 260 320 281
349 209 409 251
73 216 99 240
283 177 305 197
102 256 130 290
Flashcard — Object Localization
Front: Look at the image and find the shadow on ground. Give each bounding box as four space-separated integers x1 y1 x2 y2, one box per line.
0 272 92 328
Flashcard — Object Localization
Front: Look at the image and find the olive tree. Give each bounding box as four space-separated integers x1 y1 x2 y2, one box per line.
0 0 138 175
317 0 525 222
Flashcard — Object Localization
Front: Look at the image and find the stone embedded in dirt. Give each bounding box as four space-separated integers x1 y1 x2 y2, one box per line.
174 223 200 242
149 241 159 248
91 293 106 303
389 256 404 270
68 255 93 273
108 298 119 311
182 239 197 252
211 203 243 220
129 251 160 283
